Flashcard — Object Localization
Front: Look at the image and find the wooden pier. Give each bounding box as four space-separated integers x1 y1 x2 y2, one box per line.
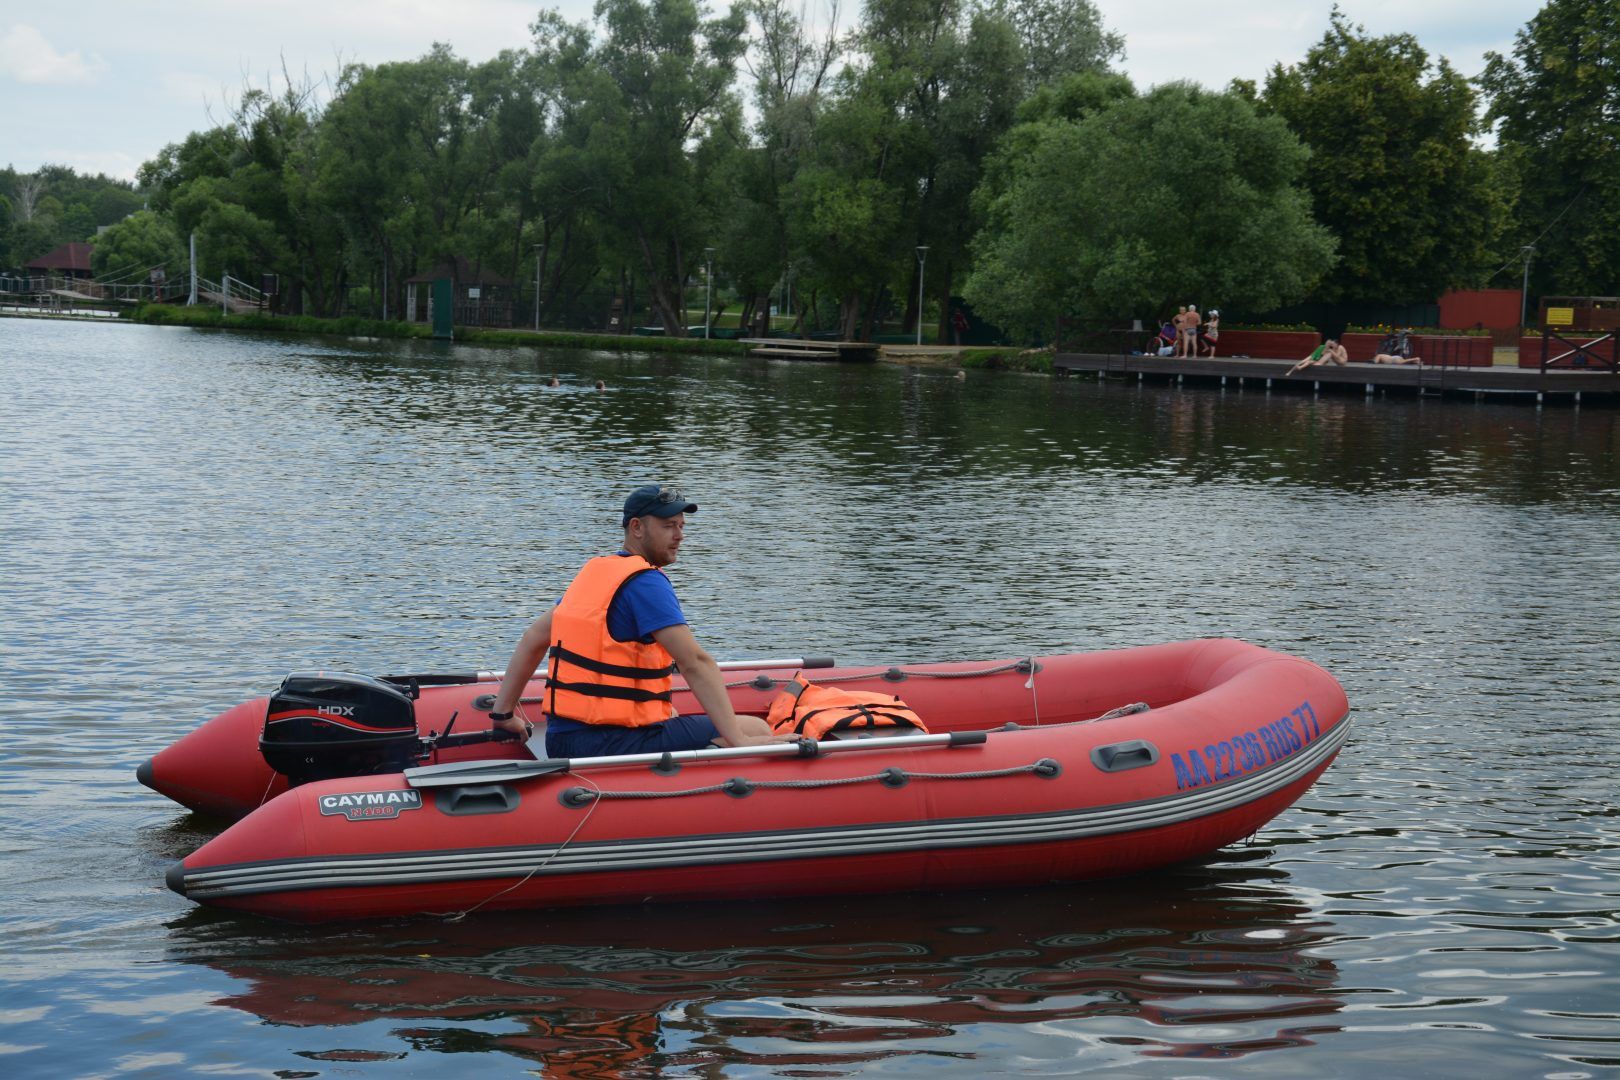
1053 353 1620 404
741 338 878 362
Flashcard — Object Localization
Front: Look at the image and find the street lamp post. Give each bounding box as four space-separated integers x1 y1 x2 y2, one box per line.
532 243 544 331
704 247 715 339
1520 244 1534 329
915 245 929 346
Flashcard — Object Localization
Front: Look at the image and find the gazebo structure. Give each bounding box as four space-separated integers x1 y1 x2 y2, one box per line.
24 242 95 282
403 257 515 329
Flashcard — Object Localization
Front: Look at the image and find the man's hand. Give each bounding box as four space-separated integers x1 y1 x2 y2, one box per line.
489 713 533 739
487 609 555 736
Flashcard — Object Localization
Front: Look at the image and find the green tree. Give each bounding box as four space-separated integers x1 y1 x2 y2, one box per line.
543 0 748 336
0 193 11 267
317 47 507 316
0 166 146 265
986 0 1123 94
90 209 187 284
1479 0 1620 300
714 0 842 332
1258 8 1503 304
8 209 61 266
965 83 1334 340
780 0 1043 339
139 129 239 215
786 60 924 339
144 80 349 314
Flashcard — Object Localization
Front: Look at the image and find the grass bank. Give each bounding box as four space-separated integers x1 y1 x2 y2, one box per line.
956 347 1054 374
126 304 752 356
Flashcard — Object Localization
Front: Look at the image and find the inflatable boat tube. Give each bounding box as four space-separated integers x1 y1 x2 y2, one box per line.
158 639 1350 921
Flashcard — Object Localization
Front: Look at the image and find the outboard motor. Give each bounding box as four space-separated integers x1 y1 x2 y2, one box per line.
260 672 420 786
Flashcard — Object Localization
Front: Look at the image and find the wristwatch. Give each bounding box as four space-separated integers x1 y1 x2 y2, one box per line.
488 710 513 722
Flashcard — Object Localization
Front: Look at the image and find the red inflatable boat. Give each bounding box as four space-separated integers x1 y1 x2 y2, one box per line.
153 639 1350 922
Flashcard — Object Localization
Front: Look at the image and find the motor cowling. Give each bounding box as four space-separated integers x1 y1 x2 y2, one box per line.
260 672 420 786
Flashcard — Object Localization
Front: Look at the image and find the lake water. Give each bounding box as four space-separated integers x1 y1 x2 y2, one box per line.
2 317 1617 1077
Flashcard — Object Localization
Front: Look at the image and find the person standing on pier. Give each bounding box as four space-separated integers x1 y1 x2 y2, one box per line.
1197 309 1220 357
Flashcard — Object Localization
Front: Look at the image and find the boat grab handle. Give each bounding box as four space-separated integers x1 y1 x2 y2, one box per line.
1091 740 1159 772
434 783 521 815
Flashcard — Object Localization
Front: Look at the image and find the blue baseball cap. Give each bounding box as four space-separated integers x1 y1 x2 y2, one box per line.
622 484 697 526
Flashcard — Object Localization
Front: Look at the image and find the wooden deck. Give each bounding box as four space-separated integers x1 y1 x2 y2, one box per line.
740 338 878 362
1053 353 1620 404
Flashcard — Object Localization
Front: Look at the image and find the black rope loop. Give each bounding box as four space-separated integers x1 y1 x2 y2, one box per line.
721 660 1037 692
555 760 1055 808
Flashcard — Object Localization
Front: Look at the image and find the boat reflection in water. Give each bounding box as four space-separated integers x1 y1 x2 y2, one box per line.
172 861 1344 1074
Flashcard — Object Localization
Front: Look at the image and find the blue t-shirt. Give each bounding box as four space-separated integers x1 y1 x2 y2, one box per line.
605 564 687 643
547 555 688 736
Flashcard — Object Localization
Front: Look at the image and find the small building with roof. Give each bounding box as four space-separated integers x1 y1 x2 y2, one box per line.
404 257 515 328
25 242 95 281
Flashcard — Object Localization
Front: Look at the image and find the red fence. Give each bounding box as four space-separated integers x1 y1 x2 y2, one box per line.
1211 330 1320 359
1439 289 1521 331
1341 333 1493 367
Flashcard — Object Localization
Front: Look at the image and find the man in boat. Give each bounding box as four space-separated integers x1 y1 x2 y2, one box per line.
486 485 789 756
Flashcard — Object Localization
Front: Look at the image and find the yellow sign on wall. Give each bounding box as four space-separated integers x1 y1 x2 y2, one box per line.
1546 307 1575 326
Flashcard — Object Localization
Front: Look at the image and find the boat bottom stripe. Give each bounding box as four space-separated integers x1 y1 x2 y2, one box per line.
181 718 1350 899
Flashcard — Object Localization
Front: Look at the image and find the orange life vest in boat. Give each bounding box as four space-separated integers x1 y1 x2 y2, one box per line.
546 555 678 727
766 676 928 738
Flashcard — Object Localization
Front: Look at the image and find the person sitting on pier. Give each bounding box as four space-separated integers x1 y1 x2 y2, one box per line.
1286 339 1348 375
1370 327 1420 364
1379 328 1413 356
1148 321 1176 356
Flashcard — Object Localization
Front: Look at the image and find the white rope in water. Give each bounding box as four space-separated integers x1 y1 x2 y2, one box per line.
1026 654 1041 726
437 768 603 923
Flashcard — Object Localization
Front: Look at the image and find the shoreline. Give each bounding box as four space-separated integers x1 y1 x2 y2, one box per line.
1 304 1053 372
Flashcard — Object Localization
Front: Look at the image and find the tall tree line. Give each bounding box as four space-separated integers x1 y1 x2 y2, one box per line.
6 0 1615 336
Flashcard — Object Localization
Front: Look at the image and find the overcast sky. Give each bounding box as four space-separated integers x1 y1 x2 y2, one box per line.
2 0 1541 183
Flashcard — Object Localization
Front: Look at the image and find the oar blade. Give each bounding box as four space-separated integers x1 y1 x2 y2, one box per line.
405 757 571 788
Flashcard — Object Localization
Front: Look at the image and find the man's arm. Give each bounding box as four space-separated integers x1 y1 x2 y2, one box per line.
653 623 788 747
488 608 555 734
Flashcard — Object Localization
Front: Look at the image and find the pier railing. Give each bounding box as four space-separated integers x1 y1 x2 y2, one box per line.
1539 328 1617 374
0 271 270 314
0 273 168 305
1054 318 1137 355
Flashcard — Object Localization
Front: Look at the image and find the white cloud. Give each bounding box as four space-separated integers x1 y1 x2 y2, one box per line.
0 1 1543 183
39 147 145 182
160 70 227 107
1097 0 1537 91
0 24 104 85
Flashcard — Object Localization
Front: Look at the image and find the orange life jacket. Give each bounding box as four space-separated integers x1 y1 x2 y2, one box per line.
766 676 928 738
546 555 678 727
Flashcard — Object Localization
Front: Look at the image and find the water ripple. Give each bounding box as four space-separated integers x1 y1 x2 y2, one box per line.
1 319 1617 1075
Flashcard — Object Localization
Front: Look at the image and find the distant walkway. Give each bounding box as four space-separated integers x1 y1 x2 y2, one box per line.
1 304 120 320
1053 351 1619 405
